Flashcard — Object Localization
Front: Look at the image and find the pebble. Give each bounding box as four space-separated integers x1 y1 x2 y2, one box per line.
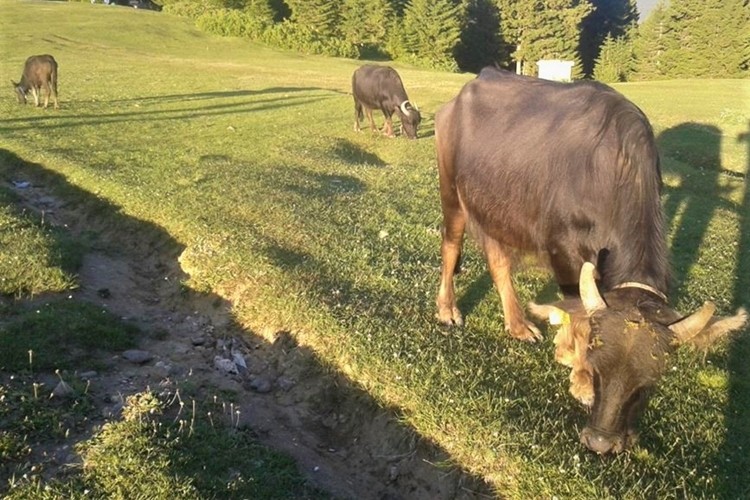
249 376 273 394
214 356 238 375
122 350 153 364
78 371 98 380
277 376 296 391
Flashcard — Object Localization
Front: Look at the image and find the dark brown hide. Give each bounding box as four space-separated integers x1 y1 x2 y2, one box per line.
13 54 58 109
436 68 747 454
352 65 421 139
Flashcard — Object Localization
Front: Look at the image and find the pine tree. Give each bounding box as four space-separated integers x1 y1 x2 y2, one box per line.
399 0 464 70
496 0 593 76
341 0 395 55
632 0 668 79
579 0 639 77
285 0 341 38
455 0 506 72
635 0 749 79
593 33 636 82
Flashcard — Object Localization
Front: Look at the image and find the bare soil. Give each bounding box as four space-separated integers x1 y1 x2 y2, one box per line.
7 178 496 499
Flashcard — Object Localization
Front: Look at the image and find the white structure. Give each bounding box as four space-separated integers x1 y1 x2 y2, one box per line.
536 60 574 82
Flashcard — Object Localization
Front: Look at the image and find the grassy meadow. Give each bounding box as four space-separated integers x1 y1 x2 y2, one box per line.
2 1 749 498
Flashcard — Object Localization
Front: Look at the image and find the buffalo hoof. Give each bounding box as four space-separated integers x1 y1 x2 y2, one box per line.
507 320 543 342
436 307 463 327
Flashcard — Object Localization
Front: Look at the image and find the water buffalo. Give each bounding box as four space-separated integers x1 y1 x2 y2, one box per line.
352 65 421 139
435 67 747 454
12 54 59 109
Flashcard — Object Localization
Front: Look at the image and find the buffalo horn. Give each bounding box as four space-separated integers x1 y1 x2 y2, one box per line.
400 100 411 117
580 262 606 315
668 301 716 342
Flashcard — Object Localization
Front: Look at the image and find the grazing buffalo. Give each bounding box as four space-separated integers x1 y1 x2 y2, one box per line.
435 67 747 454
12 54 59 109
352 65 421 139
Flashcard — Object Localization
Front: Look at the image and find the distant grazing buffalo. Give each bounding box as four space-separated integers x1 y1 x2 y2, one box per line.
352 65 421 139
435 67 747 454
12 54 59 109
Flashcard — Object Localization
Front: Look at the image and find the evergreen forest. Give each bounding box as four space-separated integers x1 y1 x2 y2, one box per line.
151 0 750 81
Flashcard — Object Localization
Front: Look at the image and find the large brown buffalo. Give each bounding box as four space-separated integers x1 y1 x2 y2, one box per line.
435 67 747 454
352 65 421 139
12 54 59 109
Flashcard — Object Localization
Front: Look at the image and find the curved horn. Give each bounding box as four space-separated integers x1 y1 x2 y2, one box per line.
580 262 606 315
668 301 716 343
399 100 411 117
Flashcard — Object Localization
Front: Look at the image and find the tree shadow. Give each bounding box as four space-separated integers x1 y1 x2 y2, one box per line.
0 87 344 134
0 148 495 498
657 122 750 498
329 138 387 168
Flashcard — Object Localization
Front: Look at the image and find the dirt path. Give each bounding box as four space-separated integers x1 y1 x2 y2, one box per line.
9 179 495 499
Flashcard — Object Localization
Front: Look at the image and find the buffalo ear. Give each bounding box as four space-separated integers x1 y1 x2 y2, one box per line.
669 303 748 350
529 302 576 366
529 301 593 404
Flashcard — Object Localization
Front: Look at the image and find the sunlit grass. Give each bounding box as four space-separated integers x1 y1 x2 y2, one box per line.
1 1 748 497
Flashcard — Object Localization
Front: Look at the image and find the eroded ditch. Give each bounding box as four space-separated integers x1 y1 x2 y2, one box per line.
4 170 496 500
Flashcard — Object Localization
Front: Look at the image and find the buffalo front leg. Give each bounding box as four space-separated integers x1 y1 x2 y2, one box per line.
382 114 395 138
366 109 377 133
436 210 466 326
482 238 542 341
31 87 40 107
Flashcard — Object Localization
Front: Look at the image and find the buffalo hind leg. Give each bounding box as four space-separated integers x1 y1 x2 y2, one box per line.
354 102 363 132
436 209 466 326
483 237 542 342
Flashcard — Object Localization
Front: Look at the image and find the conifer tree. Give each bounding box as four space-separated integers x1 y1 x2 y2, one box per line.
285 0 341 38
635 0 749 79
455 0 506 72
341 0 395 55
593 33 636 82
632 0 668 79
496 0 592 76
661 0 749 78
399 0 464 70
579 0 639 77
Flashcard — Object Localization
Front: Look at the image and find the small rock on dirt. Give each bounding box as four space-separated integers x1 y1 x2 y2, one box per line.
78 371 98 380
277 376 296 391
249 376 274 394
122 349 153 364
214 356 238 375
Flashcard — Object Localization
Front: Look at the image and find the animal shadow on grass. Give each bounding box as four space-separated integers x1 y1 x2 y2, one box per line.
658 122 750 499
0 148 495 500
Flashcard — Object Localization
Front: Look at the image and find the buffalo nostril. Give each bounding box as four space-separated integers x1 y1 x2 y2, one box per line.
581 428 615 455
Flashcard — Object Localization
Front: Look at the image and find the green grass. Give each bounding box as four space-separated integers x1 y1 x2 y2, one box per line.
0 187 81 297
0 300 139 371
3 389 327 499
1 1 749 498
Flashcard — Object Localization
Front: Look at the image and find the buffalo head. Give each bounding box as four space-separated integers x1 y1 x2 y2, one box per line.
530 262 747 455
11 80 26 104
397 100 421 139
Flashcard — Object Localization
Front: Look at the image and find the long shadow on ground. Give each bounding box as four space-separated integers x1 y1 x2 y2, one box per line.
0 148 495 499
